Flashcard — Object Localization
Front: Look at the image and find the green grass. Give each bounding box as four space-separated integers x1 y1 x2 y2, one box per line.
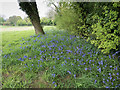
2 26 119 88
0 25 33 28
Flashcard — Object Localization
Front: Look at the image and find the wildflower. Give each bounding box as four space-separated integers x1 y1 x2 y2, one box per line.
106 86 109 88
98 68 101 73
74 74 76 79
34 55 36 58
68 57 70 59
40 65 42 67
116 73 119 75
101 60 103 65
72 63 74 66
61 64 63 66
52 74 55 77
110 65 112 68
32 64 33 66
24 55 27 58
52 81 55 84
94 80 97 83
114 67 117 70
113 79 115 81
29 57 31 60
82 54 86 57
109 55 111 59
18 58 22 61
67 71 71 74
109 73 111 76
55 84 57 87
66 50 72 53
107 79 109 82
53 66 55 69
85 68 87 70
110 77 112 80
65 60 67 63
103 81 105 84
52 56 55 58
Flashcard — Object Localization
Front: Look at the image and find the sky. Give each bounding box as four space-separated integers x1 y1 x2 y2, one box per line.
0 0 53 19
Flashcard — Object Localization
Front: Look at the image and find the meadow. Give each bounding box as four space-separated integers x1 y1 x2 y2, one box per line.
1 26 120 88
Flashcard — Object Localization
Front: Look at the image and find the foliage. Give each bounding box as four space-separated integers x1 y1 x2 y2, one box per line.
0 16 5 25
88 4 120 54
16 17 32 26
55 2 120 54
41 17 55 26
7 16 22 26
2 26 119 88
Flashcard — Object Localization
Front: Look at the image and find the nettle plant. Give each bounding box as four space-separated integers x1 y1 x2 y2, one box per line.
89 6 120 54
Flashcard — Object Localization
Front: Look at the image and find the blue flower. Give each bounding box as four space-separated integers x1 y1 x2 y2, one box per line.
68 57 70 59
32 64 33 66
67 71 71 74
29 57 31 60
94 80 97 83
101 60 103 64
110 65 112 68
52 74 55 77
72 63 74 66
52 56 55 58
52 81 55 84
106 86 109 88
34 55 36 58
53 66 55 68
65 60 67 63
74 74 76 79
18 58 22 60
24 55 27 58
109 73 111 76
103 81 106 84
55 84 57 87
109 55 111 59
116 73 119 75
66 50 72 53
113 79 115 81
85 68 87 70
110 77 112 80
82 54 86 57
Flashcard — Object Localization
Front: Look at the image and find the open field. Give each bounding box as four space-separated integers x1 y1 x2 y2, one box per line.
1 26 119 88
0 25 34 31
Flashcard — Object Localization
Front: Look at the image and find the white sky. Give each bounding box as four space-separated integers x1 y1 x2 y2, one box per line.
0 0 53 19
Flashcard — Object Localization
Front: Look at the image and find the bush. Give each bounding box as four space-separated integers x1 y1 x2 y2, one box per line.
88 5 120 54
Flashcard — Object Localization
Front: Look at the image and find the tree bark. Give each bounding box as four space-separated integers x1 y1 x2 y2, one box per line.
30 13 45 34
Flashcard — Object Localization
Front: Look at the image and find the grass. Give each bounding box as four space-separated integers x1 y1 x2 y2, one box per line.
0 25 33 28
2 26 120 88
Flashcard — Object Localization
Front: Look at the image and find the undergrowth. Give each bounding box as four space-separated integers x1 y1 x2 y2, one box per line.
2 26 120 88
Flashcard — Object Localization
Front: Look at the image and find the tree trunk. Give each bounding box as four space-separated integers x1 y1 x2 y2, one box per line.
18 1 45 35
30 14 45 34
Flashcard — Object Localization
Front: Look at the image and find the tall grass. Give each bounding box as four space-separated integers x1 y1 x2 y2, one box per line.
2 26 119 88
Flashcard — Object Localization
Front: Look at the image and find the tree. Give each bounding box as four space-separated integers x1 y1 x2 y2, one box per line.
7 16 22 26
18 0 45 34
0 16 5 25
